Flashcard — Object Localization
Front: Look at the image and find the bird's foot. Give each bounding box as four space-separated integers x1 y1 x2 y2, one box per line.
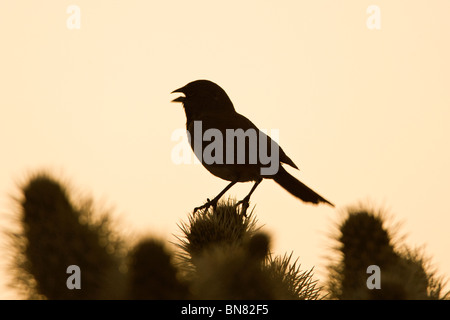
193 198 217 214
235 198 250 217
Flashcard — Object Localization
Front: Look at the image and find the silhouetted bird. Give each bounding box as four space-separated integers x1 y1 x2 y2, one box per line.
172 80 334 213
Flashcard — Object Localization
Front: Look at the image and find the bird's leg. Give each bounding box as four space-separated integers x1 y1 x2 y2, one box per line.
236 179 262 216
193 180 237 214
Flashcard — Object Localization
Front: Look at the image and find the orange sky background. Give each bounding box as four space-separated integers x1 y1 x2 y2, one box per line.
1 1 449 298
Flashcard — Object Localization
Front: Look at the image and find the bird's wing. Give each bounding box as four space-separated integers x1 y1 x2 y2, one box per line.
200 112 300 170
233 113 299 170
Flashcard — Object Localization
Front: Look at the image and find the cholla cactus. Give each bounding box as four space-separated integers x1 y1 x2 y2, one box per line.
265 253 321 300
127 238 189 299
327 206 448 299
12 172 446 300
7 175 321 300
175 198 258 267
175 199 322 299
10 173 126 299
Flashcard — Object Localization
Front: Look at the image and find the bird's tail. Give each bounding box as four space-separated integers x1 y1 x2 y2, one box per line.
272 166 334 207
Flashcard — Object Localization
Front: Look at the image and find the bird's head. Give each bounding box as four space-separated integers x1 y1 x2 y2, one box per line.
171 80 235 117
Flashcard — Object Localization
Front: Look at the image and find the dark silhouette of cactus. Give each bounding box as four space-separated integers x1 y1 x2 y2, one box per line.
7 174 321 299
10 173 126 299
176 200 322 299
265 253 321 300
5 171 448 300
175 199 259 268
326 207 448 299
128 238 189 299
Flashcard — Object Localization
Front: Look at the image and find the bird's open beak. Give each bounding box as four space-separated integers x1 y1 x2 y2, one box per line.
171 87 185 103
